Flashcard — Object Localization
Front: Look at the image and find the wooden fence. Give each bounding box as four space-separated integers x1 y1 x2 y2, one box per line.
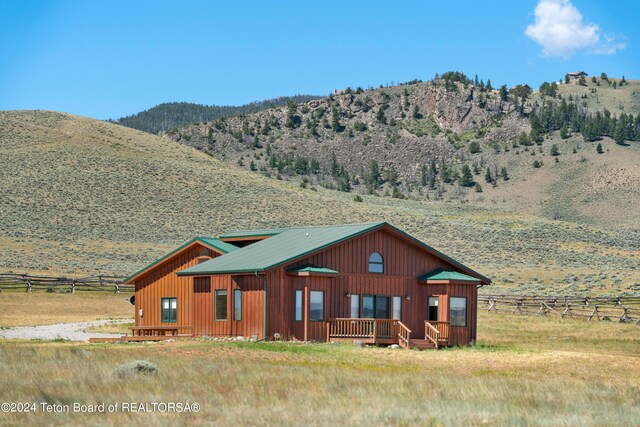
0 273 132 293
479 294 640 323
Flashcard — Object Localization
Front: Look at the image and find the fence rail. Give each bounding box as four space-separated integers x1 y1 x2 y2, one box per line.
479 294 640 322
0 273 132 293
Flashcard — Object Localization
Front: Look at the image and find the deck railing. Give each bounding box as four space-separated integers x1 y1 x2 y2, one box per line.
425 321 449 348
374 319 398 339
396 321 411 349
328 318 376 339
328 319 408 344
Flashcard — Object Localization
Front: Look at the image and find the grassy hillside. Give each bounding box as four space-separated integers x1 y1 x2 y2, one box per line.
169 76 640 228
0 110 638 292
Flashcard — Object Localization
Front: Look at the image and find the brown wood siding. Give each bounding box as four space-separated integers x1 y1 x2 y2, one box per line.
231 275 265 339
270 228 480 344
134 244 221 333
134 227 481 345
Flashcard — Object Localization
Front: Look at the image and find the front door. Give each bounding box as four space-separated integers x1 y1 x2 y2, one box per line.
427 296 439 322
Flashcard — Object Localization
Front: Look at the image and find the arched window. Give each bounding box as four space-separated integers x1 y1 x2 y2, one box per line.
368 252 384 274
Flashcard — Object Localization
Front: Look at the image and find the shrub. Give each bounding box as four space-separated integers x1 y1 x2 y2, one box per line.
353 195 363 202
114 360 158 379
468 141 481 154
353 121 367 132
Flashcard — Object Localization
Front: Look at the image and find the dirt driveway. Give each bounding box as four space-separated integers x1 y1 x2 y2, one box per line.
0 319 131 341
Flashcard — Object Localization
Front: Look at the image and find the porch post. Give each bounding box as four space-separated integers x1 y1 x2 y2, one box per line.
303 284 309 342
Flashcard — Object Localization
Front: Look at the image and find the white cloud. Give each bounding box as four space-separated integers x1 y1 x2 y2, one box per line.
525 0 626 57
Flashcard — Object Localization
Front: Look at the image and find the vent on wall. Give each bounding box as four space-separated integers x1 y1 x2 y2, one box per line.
197 247 211 263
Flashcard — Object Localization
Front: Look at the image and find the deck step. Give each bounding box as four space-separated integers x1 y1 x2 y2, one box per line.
409 339 436 350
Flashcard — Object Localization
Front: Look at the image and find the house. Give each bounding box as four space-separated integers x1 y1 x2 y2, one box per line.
124 223 491 349
567 71 588 79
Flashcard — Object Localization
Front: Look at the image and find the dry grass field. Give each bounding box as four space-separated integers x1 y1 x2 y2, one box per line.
0 309 639 426
0 291 133 328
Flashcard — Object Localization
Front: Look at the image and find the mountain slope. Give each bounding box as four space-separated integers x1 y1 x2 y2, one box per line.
169 76 640 228
111 96 320 134
0 110 638 293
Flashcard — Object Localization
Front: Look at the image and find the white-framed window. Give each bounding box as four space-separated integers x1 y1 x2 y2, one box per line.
392 296 402 320
161 297 177 322
233 289 242 321
294 290 303 321
350 294 360 318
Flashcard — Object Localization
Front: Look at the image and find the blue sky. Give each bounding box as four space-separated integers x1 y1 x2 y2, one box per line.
0 0 637 119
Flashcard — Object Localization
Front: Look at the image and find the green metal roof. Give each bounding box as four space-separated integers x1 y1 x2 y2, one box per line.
196 237 240 254
286 264 339 275
417 268 481 282
124 237 238 283
219 228 289 239
178 223 384 276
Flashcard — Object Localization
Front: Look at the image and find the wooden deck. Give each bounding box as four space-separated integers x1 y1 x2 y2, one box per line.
129 325 194 337
327 319 445 350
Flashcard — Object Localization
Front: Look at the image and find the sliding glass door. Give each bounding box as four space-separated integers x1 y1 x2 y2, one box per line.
361 294 390 319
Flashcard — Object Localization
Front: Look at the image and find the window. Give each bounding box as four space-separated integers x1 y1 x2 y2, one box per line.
214 290 227 321
392 296 402 320
428 297 439 321
294 290 303 321
350 294 360 318
362 294 392 319
368 252 384 273
234 289 242 321
309 291 324 322
450 297 467 327
362 294 375 318
161 297 177 323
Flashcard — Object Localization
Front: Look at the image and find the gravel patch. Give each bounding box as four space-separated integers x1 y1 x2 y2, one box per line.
0 319 131 341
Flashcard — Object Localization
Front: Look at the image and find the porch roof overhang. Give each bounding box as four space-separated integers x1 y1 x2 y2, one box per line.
417 268 482 285
286 264 339 277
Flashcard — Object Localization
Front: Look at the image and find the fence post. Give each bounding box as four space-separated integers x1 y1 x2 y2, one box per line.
115 284 120 294
71 279 76 294
25 274 32 293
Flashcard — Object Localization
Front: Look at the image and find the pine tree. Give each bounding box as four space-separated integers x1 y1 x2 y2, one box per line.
550 144 560 156
330 153 340 177
369 160 381 187
430 159 437 175
596 143 604 154
459 165 474 187
484 168 493 183
499 85 508 101
486 80 493 91
501 167 509 181
285 102 301 129
560 124 569 139
331 105 344 132
412 104 421 119
376 107 387 124
474 183 483 193
420 164 428 186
